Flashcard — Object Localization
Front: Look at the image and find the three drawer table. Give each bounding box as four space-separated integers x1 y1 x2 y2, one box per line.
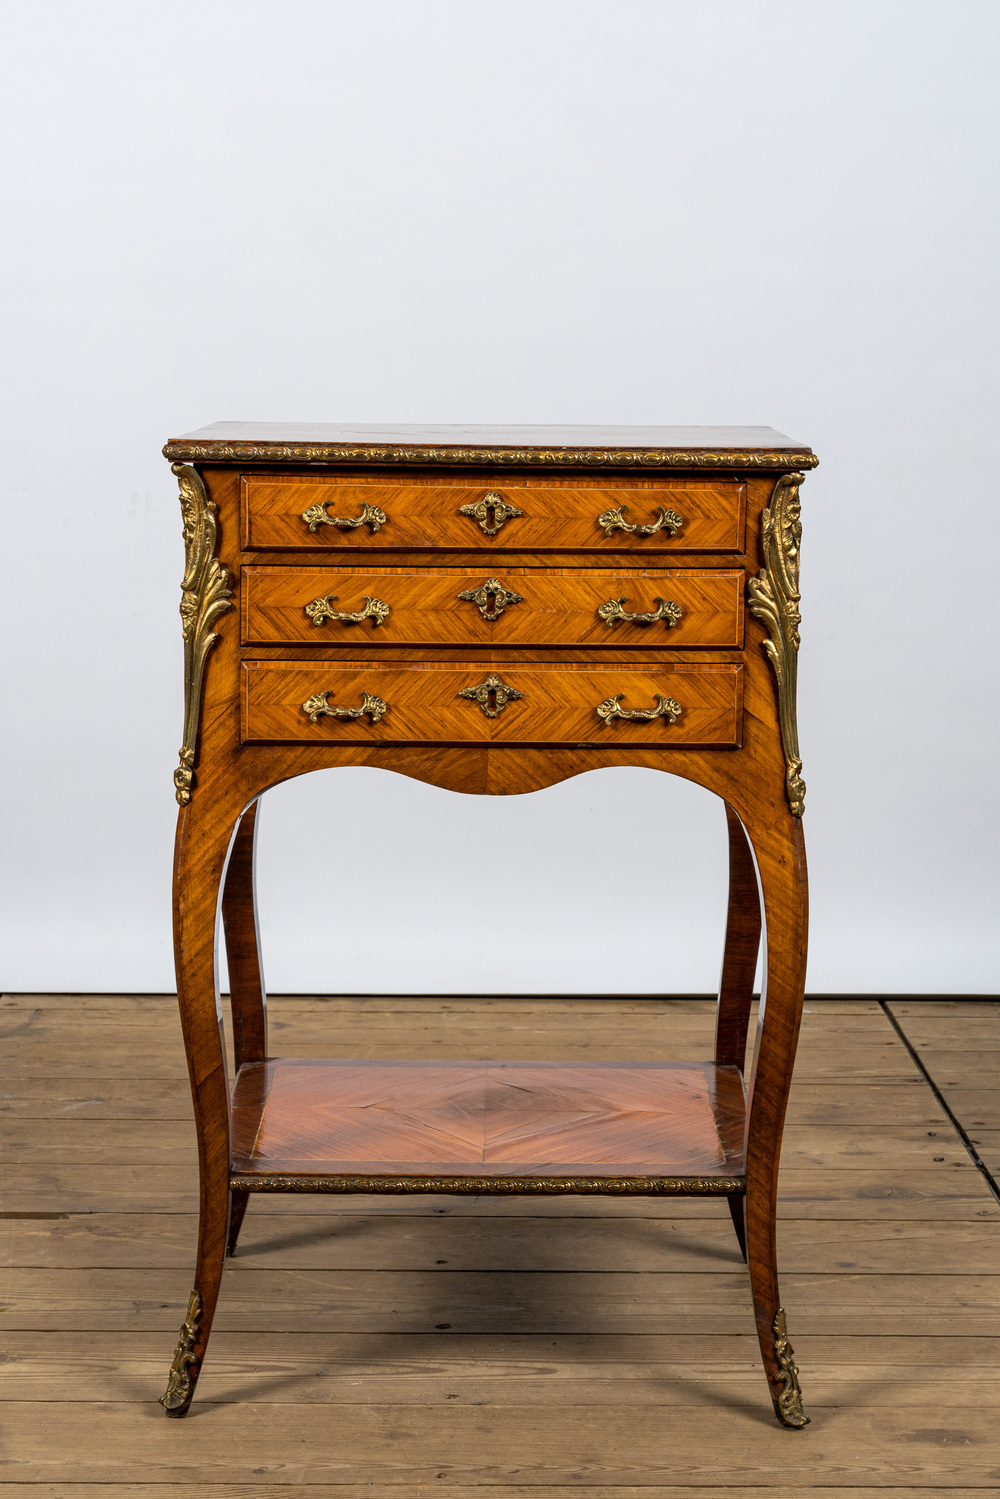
160 423 815 1427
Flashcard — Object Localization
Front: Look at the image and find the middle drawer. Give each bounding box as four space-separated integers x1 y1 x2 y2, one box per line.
242 566 744 649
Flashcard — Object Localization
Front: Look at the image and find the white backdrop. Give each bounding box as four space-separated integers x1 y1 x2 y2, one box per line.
1 0 997 994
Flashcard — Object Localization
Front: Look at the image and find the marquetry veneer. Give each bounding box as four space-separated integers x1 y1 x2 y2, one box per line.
242 475 745 552
159 423 815 1429
229 1060 748 1181
242 566 745 649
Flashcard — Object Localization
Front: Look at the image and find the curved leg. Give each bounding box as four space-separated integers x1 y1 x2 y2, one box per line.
222 798 268 1072
715 803 762 1070
741 810 810 1428
716 803 761 1262
160 793 244 1417
726 1194 747 1262
221 799 267 1258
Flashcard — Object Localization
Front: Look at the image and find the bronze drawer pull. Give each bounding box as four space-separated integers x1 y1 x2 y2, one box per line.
300 500 388 534
302 690 387 724
458 673 524 719
597 596 682 629
596 692 682 727
458 491 525 535
304 593 390 628
597 504 683 538
457 577 525 621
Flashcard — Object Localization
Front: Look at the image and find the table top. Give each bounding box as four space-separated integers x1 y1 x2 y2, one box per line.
164 423 817 469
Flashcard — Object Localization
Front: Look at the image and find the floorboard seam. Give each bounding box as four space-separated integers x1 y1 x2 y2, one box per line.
879 999 1000 1206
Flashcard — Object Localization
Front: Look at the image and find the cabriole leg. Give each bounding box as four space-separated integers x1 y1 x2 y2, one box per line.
222 798 268 1071
740 810 810 1429
716 802 761 1261
226 1190 250 1258
221 798 267 1257
161 795 244 1417
726 1194 747 1261
716 802 761 1070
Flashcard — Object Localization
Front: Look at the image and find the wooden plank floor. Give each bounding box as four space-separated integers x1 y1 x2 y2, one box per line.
2 992 999 1496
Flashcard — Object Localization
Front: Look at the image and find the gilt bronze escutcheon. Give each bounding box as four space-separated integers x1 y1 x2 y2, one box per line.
458 491 525 535
458 673 524 718
457 577 525 621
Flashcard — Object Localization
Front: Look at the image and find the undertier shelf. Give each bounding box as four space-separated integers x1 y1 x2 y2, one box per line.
230 1058 746 1192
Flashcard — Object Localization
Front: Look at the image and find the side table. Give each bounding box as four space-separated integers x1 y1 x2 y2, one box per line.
159 424 814 1426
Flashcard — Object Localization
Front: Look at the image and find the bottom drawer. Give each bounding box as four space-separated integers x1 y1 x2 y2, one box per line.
242 660 743 747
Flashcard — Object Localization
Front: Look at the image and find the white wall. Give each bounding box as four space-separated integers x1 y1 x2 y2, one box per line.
1 0 997 995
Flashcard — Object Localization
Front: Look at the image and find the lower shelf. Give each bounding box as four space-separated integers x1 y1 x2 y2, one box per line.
230 1058 746 1193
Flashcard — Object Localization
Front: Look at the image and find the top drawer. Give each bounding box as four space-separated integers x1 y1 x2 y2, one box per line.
241 478 745 553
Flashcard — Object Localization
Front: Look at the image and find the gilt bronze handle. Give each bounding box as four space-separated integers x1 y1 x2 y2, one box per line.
302 690 387 724
597 504 683 538
304 594 391 628
458 491 525 535
595 693 682 727
457 577 525 621
301 500 388 534
597 596 682 629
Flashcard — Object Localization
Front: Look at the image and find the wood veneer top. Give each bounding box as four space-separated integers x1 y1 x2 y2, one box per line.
164 423 816 470
230 1058 746 1184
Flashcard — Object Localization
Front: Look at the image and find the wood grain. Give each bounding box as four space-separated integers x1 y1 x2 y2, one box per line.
242 478 745 553
4 994 1000 1489
228 1059 745 1179
164 442 811 1423
242 565 744 648
241 659 743 747
3 1401 1000 1486
171 418 812 450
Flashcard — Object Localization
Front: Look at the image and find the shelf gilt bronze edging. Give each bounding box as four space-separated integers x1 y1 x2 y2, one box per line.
229 1173 746 1195
747 472 806 818
172 464 232 805
163 441 818 470
159 1287 201 1415
772 1308 810 1427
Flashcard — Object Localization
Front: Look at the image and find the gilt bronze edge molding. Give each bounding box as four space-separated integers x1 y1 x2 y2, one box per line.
229 1172 746 1195
163 441 818 471
172 463 232 806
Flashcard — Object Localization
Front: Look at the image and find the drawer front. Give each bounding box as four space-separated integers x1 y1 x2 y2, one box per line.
242 478 744 553
242 661 742 747
242 566 744 649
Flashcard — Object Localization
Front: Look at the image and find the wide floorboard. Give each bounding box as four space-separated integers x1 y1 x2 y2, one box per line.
1 992 999 1495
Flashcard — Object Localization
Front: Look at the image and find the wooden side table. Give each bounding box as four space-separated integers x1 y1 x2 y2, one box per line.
159 424 814 1426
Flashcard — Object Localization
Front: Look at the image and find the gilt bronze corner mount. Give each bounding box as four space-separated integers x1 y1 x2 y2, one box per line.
747 472 806 817
172 464 232 806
